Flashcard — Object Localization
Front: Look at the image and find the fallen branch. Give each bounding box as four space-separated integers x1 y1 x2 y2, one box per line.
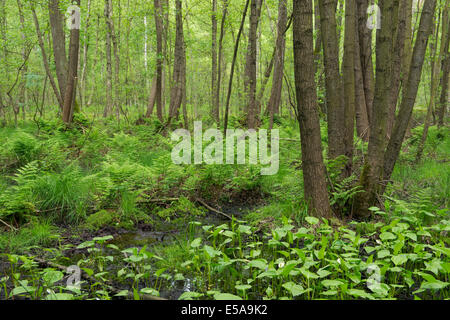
0 218 18 232
137 197 180 203
195 198 233 220
32 256 166 300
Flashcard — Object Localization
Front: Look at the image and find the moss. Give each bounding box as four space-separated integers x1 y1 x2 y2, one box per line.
83 210 118 231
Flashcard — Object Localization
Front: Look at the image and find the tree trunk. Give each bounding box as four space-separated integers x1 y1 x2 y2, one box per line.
103 0 113 117
215 0 229 127
356 0 374 125
386 0 407 139
223 0 250 135
31 4 64 110
437 6 449 127
416 4 446 161
245 0 261 129
154 0 164 122
318 0 345 160
212 0 219 123
267 0 287 129
62 0 81 124
293 0 333 218
355 0 397 217
354 11 370 141
48 0 68 102
383 0 436 186
168 0 185 122
343 0 357 176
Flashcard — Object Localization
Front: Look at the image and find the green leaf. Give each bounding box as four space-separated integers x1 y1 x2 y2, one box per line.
179 291 204 300
377 249 390 259
190 238 202 248
321 279 345 288
379 232 396 241
305 216 319 225
391 254 408 266
214 293 242 300
282 282 306 296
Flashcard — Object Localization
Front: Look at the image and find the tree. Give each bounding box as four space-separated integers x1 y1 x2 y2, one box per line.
62 0 81 124
211 0 218 123
168 0 186 123
48 0 68 102
293 0 333 218
244 0 262 129
437 4 449 127
355 0 397 216
223 0 250 135
318 0 345 160
267 0 287 126
342 0 356 176
154 0 164 122
383 0 437 186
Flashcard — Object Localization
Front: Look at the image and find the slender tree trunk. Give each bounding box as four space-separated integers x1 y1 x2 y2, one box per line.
343 0 357 176
212 0 219 123
31 4 64 110
168 0 185 122
80 0 92 110
356 0 374 125
318 0 345 159
17 0 27 120
48 0 68 101
354 11 370 141
267 0 287 128
293 0 333 218
383 0 436 186
245 0 261 129
438 5 449 127
416 4 446 161
154 0 164 121
62 0 81 124
386 0 407 139
146 78 157 117
215 0 229 126
223 0 250 135
103 0 113 117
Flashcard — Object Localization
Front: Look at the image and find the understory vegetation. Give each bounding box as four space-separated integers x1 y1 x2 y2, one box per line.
0 111 448 300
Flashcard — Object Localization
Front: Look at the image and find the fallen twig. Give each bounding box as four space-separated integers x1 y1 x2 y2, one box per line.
195 198 233 220
0 218 18 232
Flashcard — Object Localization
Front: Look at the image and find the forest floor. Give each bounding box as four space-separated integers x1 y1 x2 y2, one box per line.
0 112 448 300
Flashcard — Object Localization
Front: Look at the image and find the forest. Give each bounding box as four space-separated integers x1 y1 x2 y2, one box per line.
0 0 448 301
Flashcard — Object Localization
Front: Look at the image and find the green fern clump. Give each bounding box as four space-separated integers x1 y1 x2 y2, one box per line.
32 165 92 224
0 161 41 223
5 131 41 166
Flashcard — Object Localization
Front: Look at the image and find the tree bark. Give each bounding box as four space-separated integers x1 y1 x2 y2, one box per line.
355 0 397 217
103 0 113 117
48 0 68 102
415 9 441 162
318 0 345 159
223 0 250 135
267 0 287 130
383 0 436 187
438 6 449 127
245 0 262 129
212 0 219 123
154 0 164 121
356 0 374 125
343 0 357 176
168 0 185 122
62 0 81 124
293 0 333 218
